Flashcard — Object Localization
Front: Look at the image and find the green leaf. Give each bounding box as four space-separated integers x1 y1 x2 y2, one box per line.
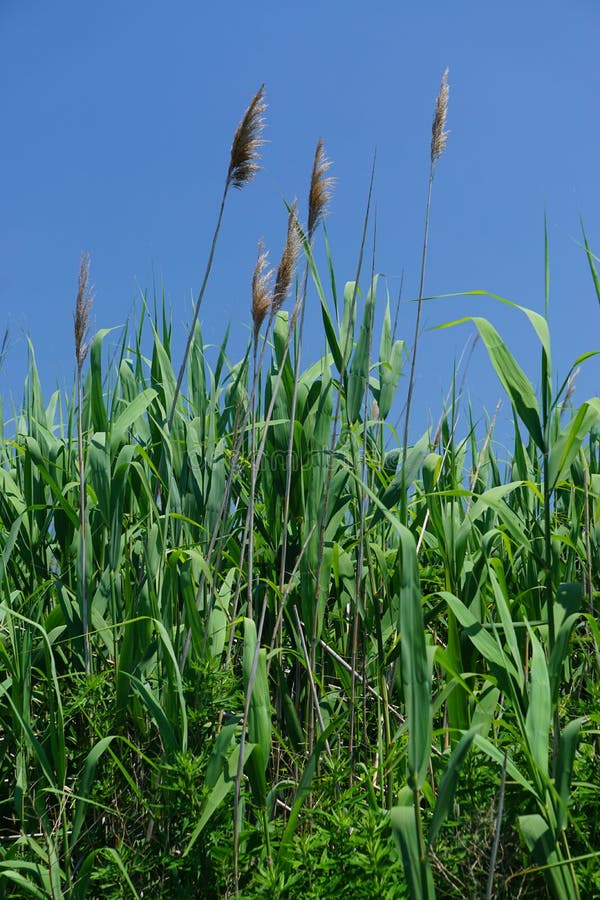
390 805 435 900
525 626 551 779
428 726 480 849
243 618 272 805
399 525 432 788
184 738 256 856
110 388 157 452
442 316 545 451
71 736 117 848
277 723 335 869
549 583 582 706
582 221 600 304
89 328 116 434
518 814 577 899
555 717 585 832
548 400 600 489
377 299 404 419
347 276 377 423
441 591 520 688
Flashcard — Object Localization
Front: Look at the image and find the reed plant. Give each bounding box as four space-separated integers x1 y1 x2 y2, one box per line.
0 77 598 899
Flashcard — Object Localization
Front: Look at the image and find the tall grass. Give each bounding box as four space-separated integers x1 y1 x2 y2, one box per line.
0 80 599 899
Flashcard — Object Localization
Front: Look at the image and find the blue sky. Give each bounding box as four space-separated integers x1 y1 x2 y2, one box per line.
2 2 599 450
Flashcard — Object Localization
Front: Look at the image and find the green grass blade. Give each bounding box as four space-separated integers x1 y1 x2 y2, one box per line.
581 221 600 304
391 805 435 899
277 722 335 869
184 738 256 856
555 717 585 832
399 524 432 788
428 725 480 850
518 814 577 900
525 626 551 779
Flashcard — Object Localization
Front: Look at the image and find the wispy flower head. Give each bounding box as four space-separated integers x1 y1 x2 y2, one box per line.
431 67 450 164
228 84 267 189
74 252 94 372
251 240 273 344
308 138 334 240
273 201 300 314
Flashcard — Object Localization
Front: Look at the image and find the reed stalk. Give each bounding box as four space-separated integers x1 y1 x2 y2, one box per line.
74 252 93 674
168 85 266 429
401 67 449 523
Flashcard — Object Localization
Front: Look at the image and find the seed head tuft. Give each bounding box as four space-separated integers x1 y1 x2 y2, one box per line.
308 138 334 240
228 84 267 189
251 240 273 343
74 252 94 372
431 67 450 164
273 201 301 315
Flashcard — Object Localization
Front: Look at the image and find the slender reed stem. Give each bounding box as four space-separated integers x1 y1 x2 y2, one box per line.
74 253 93 674
349 221 377 767
168 85 266 430
401 68 449 524
309 153 376 752
168 182 229 430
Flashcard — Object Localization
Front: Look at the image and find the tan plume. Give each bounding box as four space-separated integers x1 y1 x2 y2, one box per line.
74 252 93 372
308 138 334 240
251 241 273 343
431 68 450 164
228 84 267 189
273 201 300 314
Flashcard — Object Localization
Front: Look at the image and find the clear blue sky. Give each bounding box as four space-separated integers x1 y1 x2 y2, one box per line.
2 2 599 450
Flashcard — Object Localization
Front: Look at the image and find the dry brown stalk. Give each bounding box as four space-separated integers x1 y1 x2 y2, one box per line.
308 138 334 240
228 84 267 189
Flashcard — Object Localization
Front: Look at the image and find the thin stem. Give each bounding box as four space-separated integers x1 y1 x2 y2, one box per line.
168 178 230 430
401 165 434 523
309 154 376 752
486 750 507 900
77 367 90 675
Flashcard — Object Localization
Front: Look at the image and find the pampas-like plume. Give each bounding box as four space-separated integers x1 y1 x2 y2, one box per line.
431 67 449 164
272 200 300 314
251 240 273 343
308 138 334 240
74 252 93 372
228 84 267 189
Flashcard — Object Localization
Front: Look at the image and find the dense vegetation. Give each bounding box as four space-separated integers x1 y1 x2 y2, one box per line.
0 82 599 898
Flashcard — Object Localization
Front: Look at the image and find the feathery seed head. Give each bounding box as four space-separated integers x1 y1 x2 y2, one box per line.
74 252 94 372
251 240 273 343
308 138 334 240
272 201 300 314
228 84 267 189
431 67 450 164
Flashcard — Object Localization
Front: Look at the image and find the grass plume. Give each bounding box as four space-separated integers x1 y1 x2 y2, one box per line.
251 240 273 346
308 138 334 240
228 84 267 189
431 67 449 163
273 200 300 316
